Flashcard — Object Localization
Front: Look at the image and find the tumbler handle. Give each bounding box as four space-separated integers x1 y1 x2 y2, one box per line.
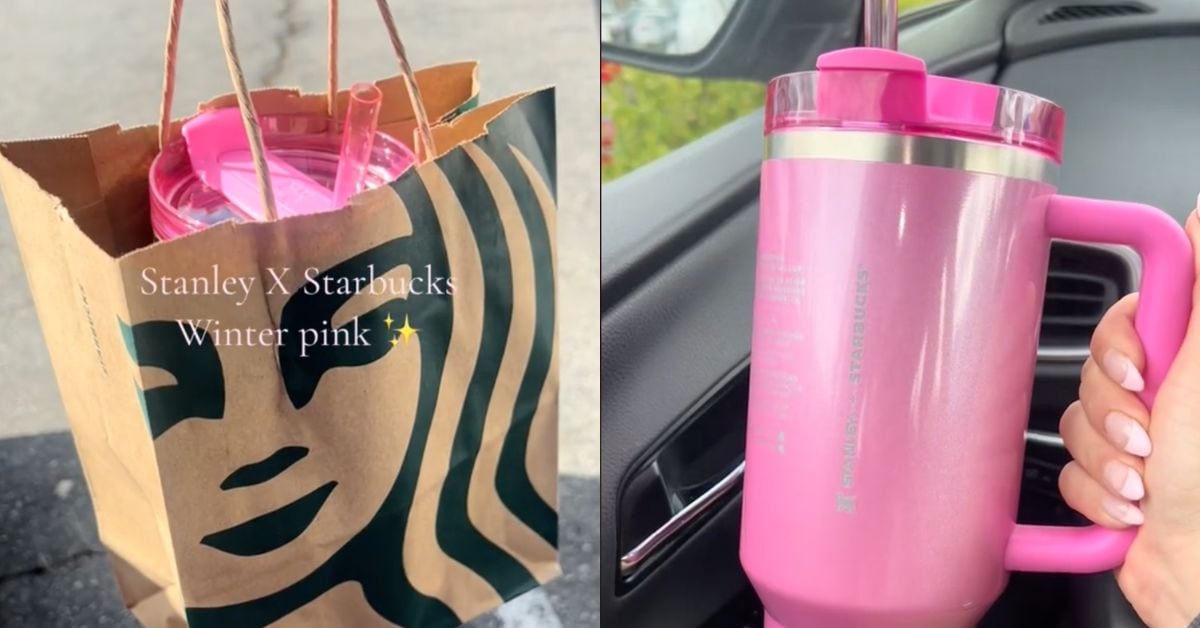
1005 194 1193 573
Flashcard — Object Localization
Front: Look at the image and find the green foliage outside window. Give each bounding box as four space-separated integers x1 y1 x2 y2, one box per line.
601 70 762 182
601 0 946 184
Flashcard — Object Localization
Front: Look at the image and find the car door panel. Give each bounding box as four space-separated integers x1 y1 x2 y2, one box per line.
602 205 757 625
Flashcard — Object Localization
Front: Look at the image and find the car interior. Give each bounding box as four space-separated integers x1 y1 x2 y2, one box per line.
601 0 1200 625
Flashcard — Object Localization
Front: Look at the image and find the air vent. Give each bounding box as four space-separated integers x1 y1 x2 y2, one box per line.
1038 243 1134 358
1038 3 1153 24
1041 272 1115 337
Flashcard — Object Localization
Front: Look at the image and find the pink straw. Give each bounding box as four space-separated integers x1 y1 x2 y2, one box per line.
332 83 384 208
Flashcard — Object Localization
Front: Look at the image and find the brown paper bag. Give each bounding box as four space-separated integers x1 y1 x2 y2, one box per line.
0 4 557 627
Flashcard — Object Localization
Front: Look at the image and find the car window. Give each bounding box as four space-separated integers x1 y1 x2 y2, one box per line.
600 0 953 183
601 64 762 182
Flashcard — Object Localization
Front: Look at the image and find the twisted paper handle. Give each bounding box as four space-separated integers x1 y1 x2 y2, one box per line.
373 0 436 162
213 0 277 220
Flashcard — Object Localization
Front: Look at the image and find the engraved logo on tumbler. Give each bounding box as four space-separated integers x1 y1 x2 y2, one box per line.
751 253 806 455
837 265 869 514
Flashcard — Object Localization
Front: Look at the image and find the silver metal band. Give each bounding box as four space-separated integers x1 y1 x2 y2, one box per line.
765 130 1060 184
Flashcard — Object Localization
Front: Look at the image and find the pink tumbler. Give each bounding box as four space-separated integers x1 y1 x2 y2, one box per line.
741 46 1194 628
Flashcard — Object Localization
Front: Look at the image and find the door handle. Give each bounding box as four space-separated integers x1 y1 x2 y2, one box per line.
620 461 745 578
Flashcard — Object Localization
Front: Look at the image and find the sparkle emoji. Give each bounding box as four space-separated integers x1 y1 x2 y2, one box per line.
396 315 419 345
384 313 395 329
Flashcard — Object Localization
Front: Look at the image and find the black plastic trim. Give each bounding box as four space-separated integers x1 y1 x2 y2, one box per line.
1005 0 1200 60
601 112 761 313
900 0 1026 76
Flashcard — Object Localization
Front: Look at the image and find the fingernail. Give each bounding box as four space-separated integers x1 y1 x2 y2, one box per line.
1104 411 1152 456
1102 349 1145 392
1103 460 1145 501
1101 495 1145 526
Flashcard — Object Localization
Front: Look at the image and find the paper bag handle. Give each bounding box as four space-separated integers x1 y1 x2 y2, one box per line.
155 0 438 221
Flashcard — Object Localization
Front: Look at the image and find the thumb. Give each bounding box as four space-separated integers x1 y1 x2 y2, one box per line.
1137 204 1200 534
1182 205 1200 336
1153 204 1200 401
1188 205 1200 297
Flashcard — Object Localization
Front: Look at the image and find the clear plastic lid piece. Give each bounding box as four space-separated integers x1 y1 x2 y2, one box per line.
765 48 1066 163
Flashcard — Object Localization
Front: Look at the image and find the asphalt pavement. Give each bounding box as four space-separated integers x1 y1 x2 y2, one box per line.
0 1 599 626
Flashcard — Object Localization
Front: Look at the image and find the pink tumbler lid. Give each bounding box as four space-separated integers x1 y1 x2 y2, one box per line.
182 108 336 220
148 113 415 241
765 48 1065 163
